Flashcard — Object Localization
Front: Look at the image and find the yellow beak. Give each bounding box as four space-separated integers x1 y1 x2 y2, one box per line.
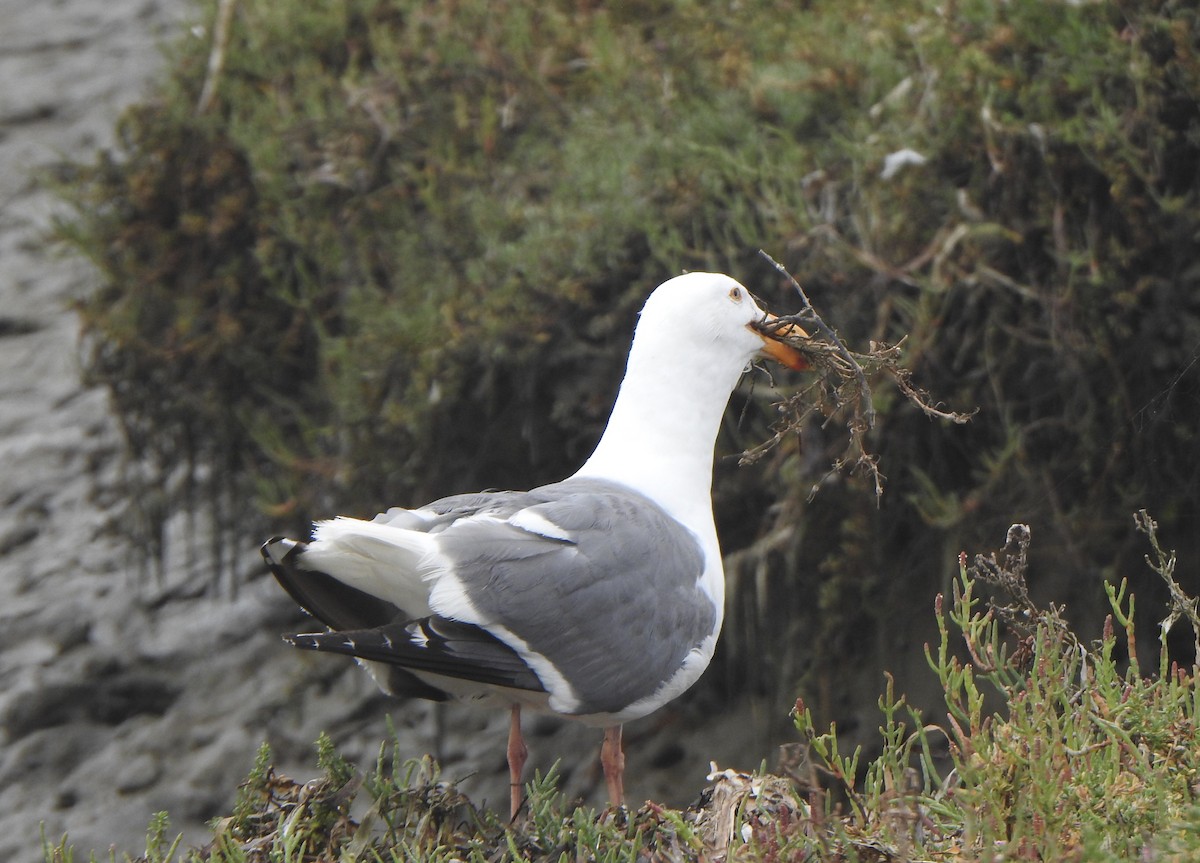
750 314 810 371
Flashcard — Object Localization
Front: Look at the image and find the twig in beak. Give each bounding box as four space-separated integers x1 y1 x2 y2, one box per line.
758 249 876 431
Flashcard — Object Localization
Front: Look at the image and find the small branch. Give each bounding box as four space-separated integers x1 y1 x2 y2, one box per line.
887 362 975 425
1134 509 1200 663
742 252 973 500
197 0 239 115
758 248 875 429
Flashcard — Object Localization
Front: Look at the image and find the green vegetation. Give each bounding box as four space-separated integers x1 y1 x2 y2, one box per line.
52 0 1200 854
43 517 1200 861
60 0 1200 698
792 512 1200 860
60 0 1200 561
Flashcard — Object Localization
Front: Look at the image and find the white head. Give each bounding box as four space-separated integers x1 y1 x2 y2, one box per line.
629 272 807 377
575 272 806 525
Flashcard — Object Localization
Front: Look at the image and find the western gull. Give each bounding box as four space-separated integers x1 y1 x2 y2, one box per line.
261 272 807 818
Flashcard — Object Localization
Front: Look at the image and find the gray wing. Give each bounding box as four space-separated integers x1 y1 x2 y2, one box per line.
267 478 712 715
264 535 547 699
432 478 713 715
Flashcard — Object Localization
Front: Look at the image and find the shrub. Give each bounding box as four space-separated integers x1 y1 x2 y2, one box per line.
60 0 1200 727
46 518 1200 861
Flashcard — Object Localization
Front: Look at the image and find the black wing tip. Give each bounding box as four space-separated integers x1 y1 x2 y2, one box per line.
284 630 368 656
261 536 303 566
281 619 546 694
283 631 325 650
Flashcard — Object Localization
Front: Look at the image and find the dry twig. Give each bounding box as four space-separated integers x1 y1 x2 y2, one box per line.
745 250 974 499
197 0 239 115
1135 509 1200 663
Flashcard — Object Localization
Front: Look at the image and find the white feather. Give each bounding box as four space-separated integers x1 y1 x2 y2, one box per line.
507 508 573 541
301 516 444 614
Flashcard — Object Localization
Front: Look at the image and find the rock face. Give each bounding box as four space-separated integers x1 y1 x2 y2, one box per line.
0 3 789 861
0 2 392 858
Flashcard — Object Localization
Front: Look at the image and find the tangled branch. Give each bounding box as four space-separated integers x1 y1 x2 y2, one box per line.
744 250 974 499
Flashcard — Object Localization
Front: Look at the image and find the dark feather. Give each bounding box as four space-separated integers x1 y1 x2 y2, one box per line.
285 616 546 693
263 537 452 701
262 537 399 630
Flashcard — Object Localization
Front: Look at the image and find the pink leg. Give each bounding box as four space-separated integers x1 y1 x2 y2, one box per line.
507 704 527 820
600 724 625 808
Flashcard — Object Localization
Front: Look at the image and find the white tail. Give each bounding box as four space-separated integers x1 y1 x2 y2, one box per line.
302 516 443 615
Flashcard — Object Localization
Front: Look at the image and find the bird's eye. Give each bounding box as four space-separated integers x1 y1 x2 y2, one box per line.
729 287 743 302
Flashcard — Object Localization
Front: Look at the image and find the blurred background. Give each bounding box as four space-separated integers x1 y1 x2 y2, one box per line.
2 0 1196 859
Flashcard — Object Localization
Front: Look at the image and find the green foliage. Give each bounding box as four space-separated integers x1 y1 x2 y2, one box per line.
40 825 86 863
96 730 708 862
60 0 1200 737
792 520 1200 861
141 813 185 863
226 742 274 829
47 520 1200 861
314 731 355 789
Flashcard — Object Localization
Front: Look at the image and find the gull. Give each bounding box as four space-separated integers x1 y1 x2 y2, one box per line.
262 271 807 818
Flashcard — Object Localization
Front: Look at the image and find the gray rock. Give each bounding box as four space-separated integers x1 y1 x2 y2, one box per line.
114 754 161 795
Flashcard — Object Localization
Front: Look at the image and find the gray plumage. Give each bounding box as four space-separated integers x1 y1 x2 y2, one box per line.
263 477 710 716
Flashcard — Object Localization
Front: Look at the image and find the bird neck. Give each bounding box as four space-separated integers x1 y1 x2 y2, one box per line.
574 345 747 542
